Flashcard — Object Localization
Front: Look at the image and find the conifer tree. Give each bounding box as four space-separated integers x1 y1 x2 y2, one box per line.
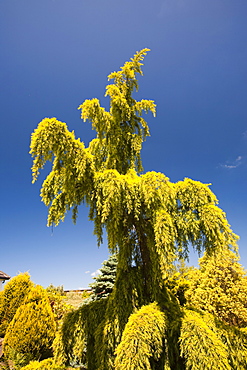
177 249 247 370
0 272 33 336
3 285 56 368
30 49 239 369
89 254 117 301
185 248 247 327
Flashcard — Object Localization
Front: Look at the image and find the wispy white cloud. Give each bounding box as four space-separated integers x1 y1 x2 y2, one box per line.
91 269 101 277
221 156 243 169
85 271 90 274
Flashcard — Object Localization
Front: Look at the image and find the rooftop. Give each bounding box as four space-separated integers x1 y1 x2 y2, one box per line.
0 271 10 280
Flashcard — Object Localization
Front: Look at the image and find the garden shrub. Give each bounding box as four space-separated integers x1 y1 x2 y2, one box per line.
0 272 33 336
53 307 87 368
3 285 56 368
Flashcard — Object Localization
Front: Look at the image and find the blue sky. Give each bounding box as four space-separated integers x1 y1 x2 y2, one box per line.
1 0 247 290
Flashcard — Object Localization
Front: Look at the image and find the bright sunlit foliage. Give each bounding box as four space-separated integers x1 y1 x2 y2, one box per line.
0 272 33 336
185 249 247 327
30 49 241 369
3 286 56 368
180 309 231 370
115 302 166 370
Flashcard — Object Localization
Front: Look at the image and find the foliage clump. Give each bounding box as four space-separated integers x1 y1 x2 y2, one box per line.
46 284 72 325
0 272 33 336
19 358 64 370
53 298 107 369
3 285 56 368
115 302 166 370
180 309 231 370
185 249 247 327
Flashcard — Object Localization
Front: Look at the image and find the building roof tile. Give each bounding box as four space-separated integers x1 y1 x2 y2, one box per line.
0 271 10 280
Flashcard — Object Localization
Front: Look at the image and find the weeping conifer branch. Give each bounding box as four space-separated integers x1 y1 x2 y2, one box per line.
115 302 167 370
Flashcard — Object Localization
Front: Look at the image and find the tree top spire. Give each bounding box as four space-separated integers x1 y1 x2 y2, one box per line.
78 48 156 174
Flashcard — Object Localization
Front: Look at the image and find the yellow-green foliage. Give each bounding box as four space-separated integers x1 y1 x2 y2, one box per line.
30 49 240 369
20 358 64 370
180 309 231 370
0 272 33 336
55 298 107 369
185 249 247 327
52 330 69 368
78 48 155 175
3 286 56 368
30 49 237 259
180 308 247 370
53 314 86 368
46 285 72 326
115 302 166 370
218 323 247 370
165 260 194 306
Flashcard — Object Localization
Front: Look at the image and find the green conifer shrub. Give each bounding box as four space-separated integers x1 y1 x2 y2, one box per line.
53 310 86 369
0 272 33 336
179 307 247 370
216 321 247 369
55 254 118 369
3 285 56 368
